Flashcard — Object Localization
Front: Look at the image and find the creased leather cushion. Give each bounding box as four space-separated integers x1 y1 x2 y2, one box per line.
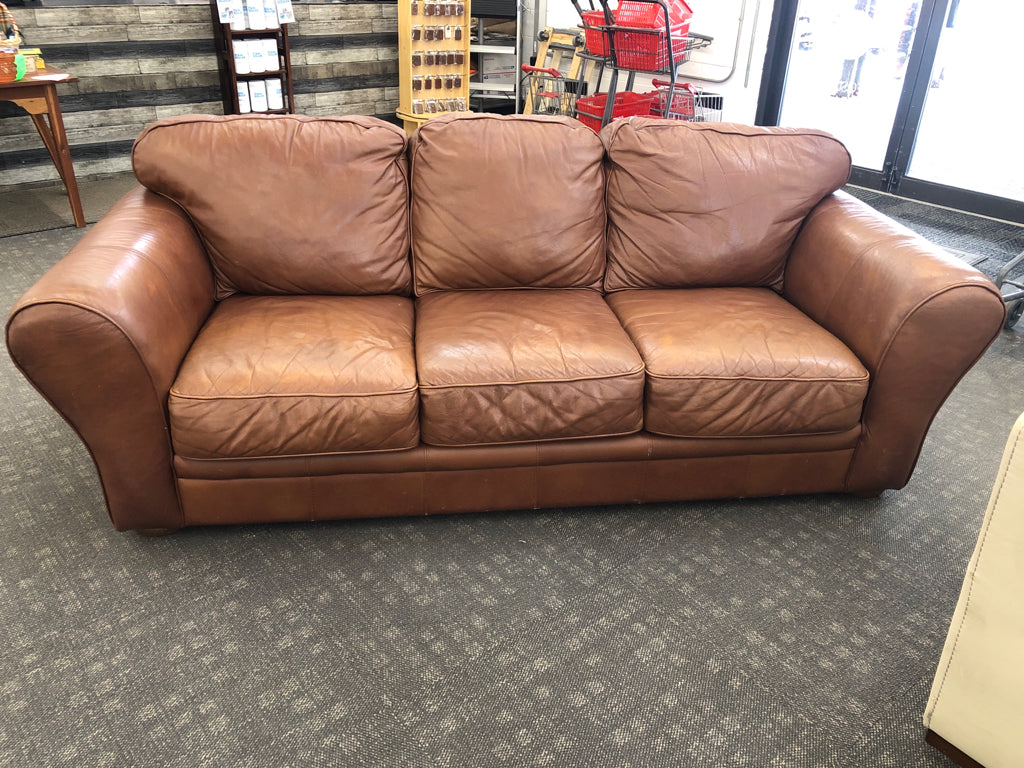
602 119 851 291
607 288 869 438
133 114 411 298
416 289 644 446
169 295 418 459
410 114 606 295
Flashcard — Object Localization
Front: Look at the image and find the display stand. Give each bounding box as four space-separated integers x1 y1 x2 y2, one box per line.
210 1 295 115
396 0 473 135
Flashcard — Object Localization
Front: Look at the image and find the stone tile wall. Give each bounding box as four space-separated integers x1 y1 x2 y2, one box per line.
0 2 399 188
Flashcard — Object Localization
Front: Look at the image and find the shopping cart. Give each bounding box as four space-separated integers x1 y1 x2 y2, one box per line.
521 64 577 117
648 78 723 121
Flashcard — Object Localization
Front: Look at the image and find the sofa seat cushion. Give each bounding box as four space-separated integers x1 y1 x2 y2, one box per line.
416 290 644 446
607 288 869 438
169 295 418 459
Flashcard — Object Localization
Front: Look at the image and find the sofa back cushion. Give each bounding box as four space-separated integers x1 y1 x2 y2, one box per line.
409 114 606 295
133 114 412 298
602 119 851 292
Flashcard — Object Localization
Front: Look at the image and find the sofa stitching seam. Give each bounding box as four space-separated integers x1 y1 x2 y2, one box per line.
924 422 1024 724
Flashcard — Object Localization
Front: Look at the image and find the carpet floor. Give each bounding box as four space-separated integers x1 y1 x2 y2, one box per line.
1 181 1023 767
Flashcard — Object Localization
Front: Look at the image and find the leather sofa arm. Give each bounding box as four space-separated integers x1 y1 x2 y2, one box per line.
6 188 215 531
784 191 1005 494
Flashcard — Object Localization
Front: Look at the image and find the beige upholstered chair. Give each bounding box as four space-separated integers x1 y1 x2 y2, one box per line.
925 411 1024 768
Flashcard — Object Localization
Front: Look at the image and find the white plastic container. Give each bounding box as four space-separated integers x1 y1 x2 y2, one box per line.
263 38 279 70
248 38 266 73
266 77 284 110
264 0 280 30
232 39 251 74
249 79 269 112
244 1 266 30
237 81 252 113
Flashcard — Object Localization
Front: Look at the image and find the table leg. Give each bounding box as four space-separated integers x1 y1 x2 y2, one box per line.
27 86 86 228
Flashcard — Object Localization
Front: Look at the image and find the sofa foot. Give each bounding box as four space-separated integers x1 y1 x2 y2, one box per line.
925 729 985 768
136 527 179 537
850 488 884 499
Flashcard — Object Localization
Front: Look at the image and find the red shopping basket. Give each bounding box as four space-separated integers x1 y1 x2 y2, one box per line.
581 9 615 56
612 0 692 71
576 91 656 132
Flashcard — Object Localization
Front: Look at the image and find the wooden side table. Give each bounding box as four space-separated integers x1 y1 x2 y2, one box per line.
1 66 85 228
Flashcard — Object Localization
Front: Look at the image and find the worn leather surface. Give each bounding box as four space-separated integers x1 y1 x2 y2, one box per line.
785 191 1006 492
410 114 606 294
6 188 214 531
602 120 851 292
415 289 644 446
924 411 1024 768
174 428 862 479
8 117 1006 532
607 288 869 437
133 114 412 298
169 295 418 459
177 448 856 526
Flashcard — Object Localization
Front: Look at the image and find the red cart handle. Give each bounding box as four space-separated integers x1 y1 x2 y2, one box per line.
650 79 699 93
521 64 563 77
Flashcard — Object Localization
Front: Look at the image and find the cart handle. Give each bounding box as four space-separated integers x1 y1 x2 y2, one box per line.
650 79 699 92
521 64 563 77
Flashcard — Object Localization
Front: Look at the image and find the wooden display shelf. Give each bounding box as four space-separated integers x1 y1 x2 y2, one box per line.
210 1 295 115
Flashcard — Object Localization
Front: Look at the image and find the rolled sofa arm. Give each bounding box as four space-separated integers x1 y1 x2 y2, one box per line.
6 188 215 531
784 191 1005 495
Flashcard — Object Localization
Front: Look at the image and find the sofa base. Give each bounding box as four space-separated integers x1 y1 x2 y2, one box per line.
175 449 857 528
925 729 986 768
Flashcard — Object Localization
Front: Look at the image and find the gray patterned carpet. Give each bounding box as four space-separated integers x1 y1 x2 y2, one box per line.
2 190 1023 767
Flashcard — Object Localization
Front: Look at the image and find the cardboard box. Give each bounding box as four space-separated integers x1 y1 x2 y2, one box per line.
480 52 516 84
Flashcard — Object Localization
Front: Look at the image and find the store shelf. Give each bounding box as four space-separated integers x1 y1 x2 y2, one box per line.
469 43 515 54
468 82 516 92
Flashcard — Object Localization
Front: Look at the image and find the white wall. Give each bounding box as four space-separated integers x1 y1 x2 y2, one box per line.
542 0 774 123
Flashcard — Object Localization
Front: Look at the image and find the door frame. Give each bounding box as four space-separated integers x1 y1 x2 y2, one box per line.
756 0 1024 224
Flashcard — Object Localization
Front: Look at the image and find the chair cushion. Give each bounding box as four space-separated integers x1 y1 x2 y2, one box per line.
409 114 607 295
416 289 644 446
602 119 851 292
169 295 418 459
606 288 869 438
133 114 412 299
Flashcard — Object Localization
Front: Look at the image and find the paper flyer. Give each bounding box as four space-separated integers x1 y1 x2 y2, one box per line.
276 0 295 24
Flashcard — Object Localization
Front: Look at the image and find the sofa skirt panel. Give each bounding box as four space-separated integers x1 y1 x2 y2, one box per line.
172 431 860 528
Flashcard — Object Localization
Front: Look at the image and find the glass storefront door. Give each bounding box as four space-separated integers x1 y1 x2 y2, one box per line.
905 0 1024 203
778 0 922 172
760 0 1024 222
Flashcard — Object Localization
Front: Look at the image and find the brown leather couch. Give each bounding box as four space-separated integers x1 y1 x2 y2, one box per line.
6 113 1006 533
